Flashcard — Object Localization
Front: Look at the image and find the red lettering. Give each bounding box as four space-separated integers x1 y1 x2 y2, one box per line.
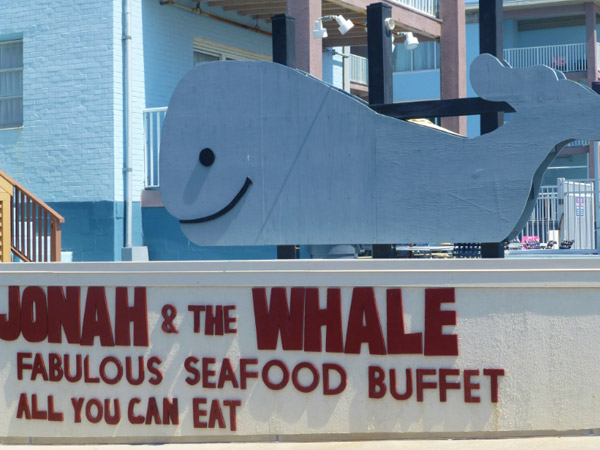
17 352 32 380
185 356 200 385
71 397 84 423
208 399 226 429
115 287 149 346
192 397 207 428
188 305 206 333
147 356 163 385
85 398 103 423
304 288 343 352
202 357 217 389
387 289 422 354
47 395 63 422
31 394 47 420
163 398 179 425
21 286 48 343
484 368 505 403
99 356 123 385
368 365 386 398
125 356 145 385
218 358 239 389
239 358 258 389
16 393 31 419
464 369 480 403
323 363 346 395
223 305 237 333
145 397 161 424
47 286 80 344
105 399 120 425
424 288 458 356
83 355 100 383
1 287 21 340
252 287 304 350
345 288 386 355
81 287 114 346
31 353 49 381
128 398 144 424
223 400 241 431
416 368 437 402
48 353 63 381
205 305 224 336
390 368 412 400
262 359 289 390
65 354 83 382
291 362 319 393
439 368 461 402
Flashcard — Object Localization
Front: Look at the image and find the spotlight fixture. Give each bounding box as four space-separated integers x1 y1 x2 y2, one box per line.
312 19 328 39
384 17 395 31
312 15 354 39
399 31 419 50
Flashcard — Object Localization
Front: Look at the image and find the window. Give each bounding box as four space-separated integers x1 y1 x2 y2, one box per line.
193 38 270 66
0 39 23 128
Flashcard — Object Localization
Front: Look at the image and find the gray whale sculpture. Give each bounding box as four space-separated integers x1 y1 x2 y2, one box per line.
159 54 600 246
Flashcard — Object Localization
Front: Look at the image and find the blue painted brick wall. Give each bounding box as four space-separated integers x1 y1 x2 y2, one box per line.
0 0 117 202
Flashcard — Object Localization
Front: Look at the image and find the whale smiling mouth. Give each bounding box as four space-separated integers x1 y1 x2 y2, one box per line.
179 177 253 224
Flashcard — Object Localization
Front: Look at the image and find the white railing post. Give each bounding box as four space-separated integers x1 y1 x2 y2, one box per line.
143 107 168 189
504 43 587 72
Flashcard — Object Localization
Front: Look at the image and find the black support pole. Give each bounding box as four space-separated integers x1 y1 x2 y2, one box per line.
272 14 299 260
480 0 505 258
272 14 296 68
367 3 393 105
479 0 503 135
367 3 396 259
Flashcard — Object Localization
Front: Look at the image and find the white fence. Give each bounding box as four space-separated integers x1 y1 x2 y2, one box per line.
503 43 588 72
519 178 596 249
143 107 167 189
350 54 368 84
393 0 438 17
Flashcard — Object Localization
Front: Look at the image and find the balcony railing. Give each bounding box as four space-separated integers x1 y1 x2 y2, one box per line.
144 107 167 189
350 54 368 85
392 0 438 17
0 169 64 262
503 43 588 72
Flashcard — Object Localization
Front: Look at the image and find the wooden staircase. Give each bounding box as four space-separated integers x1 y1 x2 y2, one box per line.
0 169 64 262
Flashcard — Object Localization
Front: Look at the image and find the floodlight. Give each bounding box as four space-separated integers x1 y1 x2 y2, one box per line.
312 19 328 39
312 15 354 39
402 32 419 50
335 15 354 35
385 18 395 31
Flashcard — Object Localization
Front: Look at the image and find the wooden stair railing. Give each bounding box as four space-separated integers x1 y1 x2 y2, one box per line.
0 169 65 262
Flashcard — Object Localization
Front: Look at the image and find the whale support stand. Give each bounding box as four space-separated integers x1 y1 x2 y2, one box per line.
479 0 505 258
367 3 396 259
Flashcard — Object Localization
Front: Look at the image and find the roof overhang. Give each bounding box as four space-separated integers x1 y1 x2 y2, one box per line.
201 0 441 46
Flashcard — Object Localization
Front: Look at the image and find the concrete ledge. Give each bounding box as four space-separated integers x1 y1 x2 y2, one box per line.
1 436 599 449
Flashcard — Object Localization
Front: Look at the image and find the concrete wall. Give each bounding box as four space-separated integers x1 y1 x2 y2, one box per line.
1 259 599 442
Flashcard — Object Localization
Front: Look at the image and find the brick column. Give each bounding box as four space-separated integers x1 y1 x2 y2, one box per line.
287 0 322 79
585 2 598 85
439 0 466 135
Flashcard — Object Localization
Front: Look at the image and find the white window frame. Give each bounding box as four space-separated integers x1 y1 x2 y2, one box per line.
0 39 23 129
193 38 271 65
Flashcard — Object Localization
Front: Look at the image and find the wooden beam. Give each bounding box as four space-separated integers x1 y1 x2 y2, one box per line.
369 98 514 120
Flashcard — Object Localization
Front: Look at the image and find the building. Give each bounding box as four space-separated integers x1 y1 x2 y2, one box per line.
1 0 468 261
392 0 600 185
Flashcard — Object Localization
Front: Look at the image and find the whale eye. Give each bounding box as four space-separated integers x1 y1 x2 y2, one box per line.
199 148 215 167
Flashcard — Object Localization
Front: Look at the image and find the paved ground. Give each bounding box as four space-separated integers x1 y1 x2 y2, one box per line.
2 436 600 449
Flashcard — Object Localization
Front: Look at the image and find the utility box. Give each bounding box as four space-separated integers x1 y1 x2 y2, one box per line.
558 178 595 249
